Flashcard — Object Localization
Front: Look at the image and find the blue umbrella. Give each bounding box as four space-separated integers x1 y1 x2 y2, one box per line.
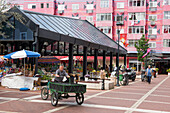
3 50 41 76
3 50 40 59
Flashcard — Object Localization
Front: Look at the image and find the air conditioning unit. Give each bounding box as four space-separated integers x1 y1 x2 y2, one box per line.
86 10 93 13
58 10 64 14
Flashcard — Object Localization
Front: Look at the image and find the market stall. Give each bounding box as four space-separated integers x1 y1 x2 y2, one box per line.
1 50 41 90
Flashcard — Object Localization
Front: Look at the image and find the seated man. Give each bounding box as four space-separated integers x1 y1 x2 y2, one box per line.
55 65 70 83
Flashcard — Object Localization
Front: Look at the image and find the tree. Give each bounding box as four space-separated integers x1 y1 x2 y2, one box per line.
135 34 149 63
0 0 25 37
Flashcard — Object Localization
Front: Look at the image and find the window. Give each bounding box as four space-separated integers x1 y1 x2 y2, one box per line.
58 4 65 10
128 26 144 34
98 26 112 34
129 0 145 6
117 2 125 8
149 42 156 48
149 2 157 7
28 4 36 9
96 13 112 21
128 40 138 47
72 4 79 10
100 0 109 8
86 4 93 10
164 0 170 5
149 15 157 21
20 32 27 40
164 11 170 19
47 3 49 8
163 39 170 47
163 25 170 33
129 12 145 20
148 28 157 34
41 3 44 8
86 16 93 22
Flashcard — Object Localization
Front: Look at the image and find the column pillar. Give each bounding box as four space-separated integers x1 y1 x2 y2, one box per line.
110 52 113 72
124 55 127 66
35 37 39 74
116 53 119 68
69 43 73 74
83 46 87 80
94 49 98 70
103 50 106 70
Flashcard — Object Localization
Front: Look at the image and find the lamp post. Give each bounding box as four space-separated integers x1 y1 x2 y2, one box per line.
116 21 123 86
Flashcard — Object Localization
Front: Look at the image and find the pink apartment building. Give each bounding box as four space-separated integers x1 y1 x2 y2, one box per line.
9 0 170 74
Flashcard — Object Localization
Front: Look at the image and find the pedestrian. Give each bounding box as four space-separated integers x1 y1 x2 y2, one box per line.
145 65 153 84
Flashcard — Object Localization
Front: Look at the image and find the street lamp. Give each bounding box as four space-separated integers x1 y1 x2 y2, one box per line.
145 43 149 69
116 21 123 86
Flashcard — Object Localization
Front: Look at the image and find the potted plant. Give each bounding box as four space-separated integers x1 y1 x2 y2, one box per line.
155 68 159 75
166 68 170 76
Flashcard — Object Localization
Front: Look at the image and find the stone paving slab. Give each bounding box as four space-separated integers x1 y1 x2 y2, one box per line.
55 106 125 113
84 97 136 107
100 92 143 99
137 102 170 112
0 100 64 113
0 92 39 98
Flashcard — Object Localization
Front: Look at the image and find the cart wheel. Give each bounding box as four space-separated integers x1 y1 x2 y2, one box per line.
76 93 84 105
41 87 49 100
51 92 58 106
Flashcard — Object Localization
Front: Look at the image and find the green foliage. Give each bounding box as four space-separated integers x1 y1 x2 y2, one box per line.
41 75 52 80
166 68 170 73
0 1 25 37
135 35 149 63
155 68 159 72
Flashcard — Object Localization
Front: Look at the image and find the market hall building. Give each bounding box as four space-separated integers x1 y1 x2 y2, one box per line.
0 7 127 77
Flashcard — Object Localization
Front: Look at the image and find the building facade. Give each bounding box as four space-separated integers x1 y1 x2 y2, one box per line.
8 0 170 73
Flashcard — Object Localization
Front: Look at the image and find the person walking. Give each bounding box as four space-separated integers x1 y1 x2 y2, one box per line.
145 65 153 84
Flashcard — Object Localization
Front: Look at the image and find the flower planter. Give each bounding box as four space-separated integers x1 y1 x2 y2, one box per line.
168 72 170 76
85 77 88 81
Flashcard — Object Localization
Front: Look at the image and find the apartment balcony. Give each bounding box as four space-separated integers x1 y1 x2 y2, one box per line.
150 21 156 26
148 35 157 39
149 7 157 12
58 10 64 14
116 21 124 25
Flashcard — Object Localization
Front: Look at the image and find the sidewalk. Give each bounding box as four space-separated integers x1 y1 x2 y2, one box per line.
0 75 170 113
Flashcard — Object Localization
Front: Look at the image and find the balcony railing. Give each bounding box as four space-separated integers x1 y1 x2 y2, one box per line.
149 35 157 39
151 21 156 25
116 21 124 25
86 10 93 13
149 7 157 12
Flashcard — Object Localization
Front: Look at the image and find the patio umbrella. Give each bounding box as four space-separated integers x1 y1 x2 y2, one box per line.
3 50 40 75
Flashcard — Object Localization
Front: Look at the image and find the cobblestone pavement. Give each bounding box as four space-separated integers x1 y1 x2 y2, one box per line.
0 75 170 113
